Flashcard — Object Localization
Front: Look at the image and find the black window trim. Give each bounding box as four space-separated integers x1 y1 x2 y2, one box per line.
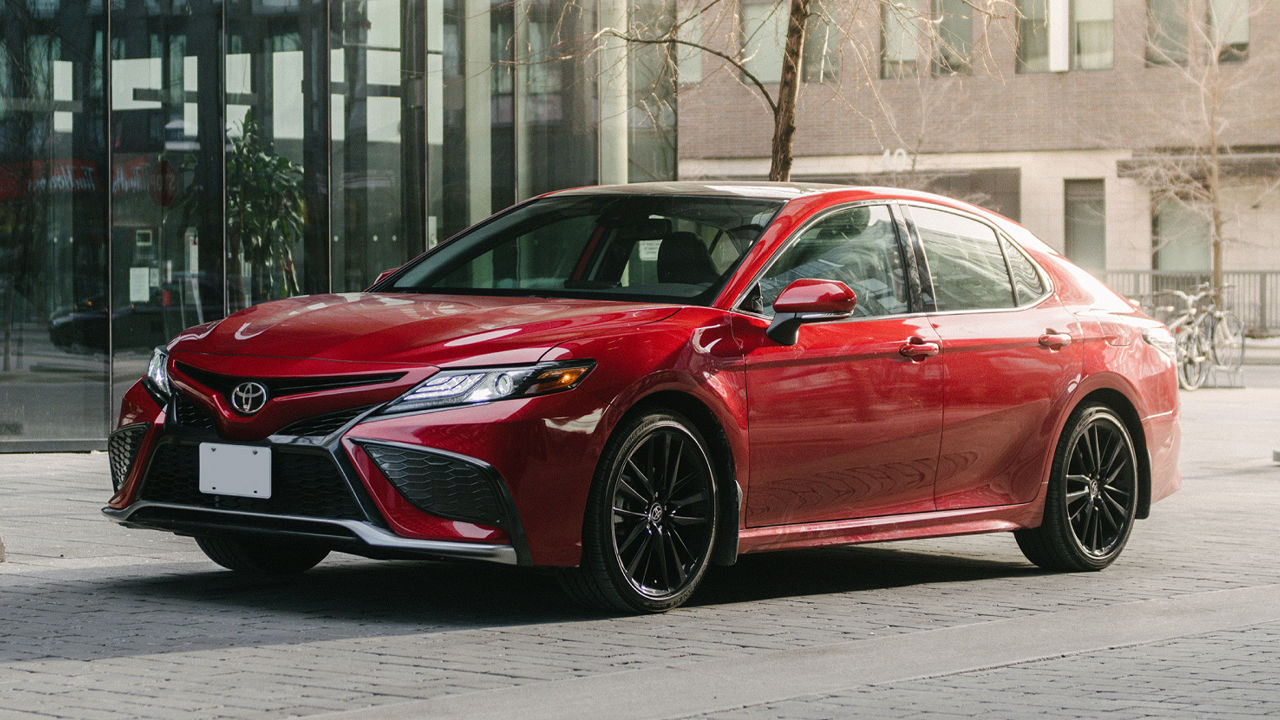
897 201 1054 316
730 200 924 321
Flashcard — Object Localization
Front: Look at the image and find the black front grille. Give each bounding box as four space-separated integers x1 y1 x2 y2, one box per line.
170 393 217 432
175 363 404 397
138 442 364 520
275 406 373 438
360 442 507 528
108 424 149 491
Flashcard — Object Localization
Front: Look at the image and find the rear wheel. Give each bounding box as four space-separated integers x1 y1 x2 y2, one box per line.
1210 311 1245 370
560 411 718 613
1016 404 1139 572
195 536 329 574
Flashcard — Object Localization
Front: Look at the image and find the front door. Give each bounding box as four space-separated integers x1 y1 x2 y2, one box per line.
738 204 944 527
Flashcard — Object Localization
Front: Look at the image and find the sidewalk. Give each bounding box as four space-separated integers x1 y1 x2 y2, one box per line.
0 358 1278 718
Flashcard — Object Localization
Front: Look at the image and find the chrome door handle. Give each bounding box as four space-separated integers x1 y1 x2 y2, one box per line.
1038 330 1073 350
899 337 940 360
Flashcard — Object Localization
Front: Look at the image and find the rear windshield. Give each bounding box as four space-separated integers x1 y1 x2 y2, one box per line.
385 195 783 305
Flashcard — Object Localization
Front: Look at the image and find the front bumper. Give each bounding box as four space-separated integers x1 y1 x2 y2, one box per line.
105 382 531 565
103 501 518 564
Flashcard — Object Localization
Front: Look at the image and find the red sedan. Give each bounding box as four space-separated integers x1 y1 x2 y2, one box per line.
105 183 1181 612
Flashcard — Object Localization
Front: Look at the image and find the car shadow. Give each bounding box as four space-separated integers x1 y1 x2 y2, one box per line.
1 544 1039 664
691 545 1039 606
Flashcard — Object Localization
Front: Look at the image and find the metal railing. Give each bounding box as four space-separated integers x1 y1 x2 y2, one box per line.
1103 271 1280 336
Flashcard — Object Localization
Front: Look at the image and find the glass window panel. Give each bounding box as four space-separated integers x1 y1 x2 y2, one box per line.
0 0 111 445
1210 0 1248 61
1147 0 1189 65
741 1 786 83
1003 236 1047 304
759 205 908 316
881 3 920 78
1065 179 1106 274
802 12 839 82
330 0 427 292
932 0 971 74
914 207 1016 311
1017 0 1050 72
1153 200 1210 271
676 14 702 84
1073 0 1112 69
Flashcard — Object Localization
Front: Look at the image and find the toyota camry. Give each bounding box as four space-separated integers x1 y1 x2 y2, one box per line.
104 183 1181 612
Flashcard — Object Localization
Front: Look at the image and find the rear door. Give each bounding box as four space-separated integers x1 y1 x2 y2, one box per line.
905 204 1083 510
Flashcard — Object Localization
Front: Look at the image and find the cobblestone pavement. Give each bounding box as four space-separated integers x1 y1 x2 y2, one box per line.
1 369 1278 719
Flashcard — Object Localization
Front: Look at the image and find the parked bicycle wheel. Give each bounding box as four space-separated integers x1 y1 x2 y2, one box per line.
1210 311 1245 370
1174 321 1210 390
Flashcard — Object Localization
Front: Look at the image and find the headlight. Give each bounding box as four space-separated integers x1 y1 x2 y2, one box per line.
144 346 171 400
382 361 594 414
1142 327 1177 360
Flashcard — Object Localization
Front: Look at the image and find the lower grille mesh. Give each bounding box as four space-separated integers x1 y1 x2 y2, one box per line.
138 443 364 520
108 424 149 491
361 443 507 527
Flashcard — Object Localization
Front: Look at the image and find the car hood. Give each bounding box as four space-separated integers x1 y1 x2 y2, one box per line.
169 293 681 366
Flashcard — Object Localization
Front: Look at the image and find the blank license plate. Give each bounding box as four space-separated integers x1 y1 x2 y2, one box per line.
199 443 272 499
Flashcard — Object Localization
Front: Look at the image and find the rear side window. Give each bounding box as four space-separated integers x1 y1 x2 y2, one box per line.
1003 236 1047 305
912 206 1015 312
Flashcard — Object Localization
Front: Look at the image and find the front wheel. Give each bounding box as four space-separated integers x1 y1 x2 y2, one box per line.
1015 404 1139 572
1174 321 1210 390
560 411 718 613
195 536 329 575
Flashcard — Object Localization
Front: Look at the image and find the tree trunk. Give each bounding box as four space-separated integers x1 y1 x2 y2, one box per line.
769 0 809 182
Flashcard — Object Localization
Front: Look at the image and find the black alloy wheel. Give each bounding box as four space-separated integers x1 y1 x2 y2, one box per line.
1016 404 1139 572
560 411 718 613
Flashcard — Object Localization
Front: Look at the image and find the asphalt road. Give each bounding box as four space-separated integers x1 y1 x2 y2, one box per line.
1 366 1278 719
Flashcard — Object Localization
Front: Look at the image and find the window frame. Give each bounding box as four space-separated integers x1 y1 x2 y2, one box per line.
733 200 924 320
899 202 1053 315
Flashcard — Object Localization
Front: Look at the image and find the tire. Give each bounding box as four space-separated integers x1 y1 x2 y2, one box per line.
1015 404 1139 572
1173 321 1209 390
1210 311 1245 370
195 535 329 574
559 411 718 613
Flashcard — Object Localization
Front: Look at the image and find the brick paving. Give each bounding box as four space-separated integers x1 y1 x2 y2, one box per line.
0 372 1278 718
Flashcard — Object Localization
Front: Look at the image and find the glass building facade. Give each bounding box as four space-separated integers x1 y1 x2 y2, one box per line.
0 0 676 450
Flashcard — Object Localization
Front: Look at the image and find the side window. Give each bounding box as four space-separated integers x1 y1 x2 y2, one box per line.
1003 235 1047 305
912 206 1016 312
757 205 909 317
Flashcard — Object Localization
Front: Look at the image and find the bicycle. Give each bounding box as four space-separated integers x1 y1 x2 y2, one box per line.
1152 283 1245 390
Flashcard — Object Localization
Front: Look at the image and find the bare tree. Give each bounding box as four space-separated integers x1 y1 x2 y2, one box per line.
1121 0 1276 293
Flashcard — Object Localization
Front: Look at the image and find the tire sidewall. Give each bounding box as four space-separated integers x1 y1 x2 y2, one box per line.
586 411 718 613
1050 405 1138 569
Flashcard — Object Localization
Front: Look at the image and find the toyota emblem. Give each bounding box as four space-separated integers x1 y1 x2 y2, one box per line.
230 381 268 415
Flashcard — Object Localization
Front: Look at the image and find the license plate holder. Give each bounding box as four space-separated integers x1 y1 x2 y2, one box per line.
199 443 272 499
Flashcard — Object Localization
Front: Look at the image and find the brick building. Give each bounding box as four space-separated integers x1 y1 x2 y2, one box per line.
676 0 1280 312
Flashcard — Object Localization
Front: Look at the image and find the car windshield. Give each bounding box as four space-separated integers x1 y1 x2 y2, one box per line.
385 194 784 305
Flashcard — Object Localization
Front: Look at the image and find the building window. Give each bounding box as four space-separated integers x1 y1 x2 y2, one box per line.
1147 0 1191 65
1017 0 1050 72
1065 180 1107 274
741 1 841 83
1073 0 1113 69
803 10 840 82
1209 0 1249 61
932 0 972 74
1018 0 1111 72
882 2 921 78
1153 200 1211 271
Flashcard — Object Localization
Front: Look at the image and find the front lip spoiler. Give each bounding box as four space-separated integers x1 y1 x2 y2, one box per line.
102 501 519 565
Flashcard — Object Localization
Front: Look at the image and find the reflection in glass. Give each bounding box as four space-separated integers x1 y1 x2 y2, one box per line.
0 0 110 445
